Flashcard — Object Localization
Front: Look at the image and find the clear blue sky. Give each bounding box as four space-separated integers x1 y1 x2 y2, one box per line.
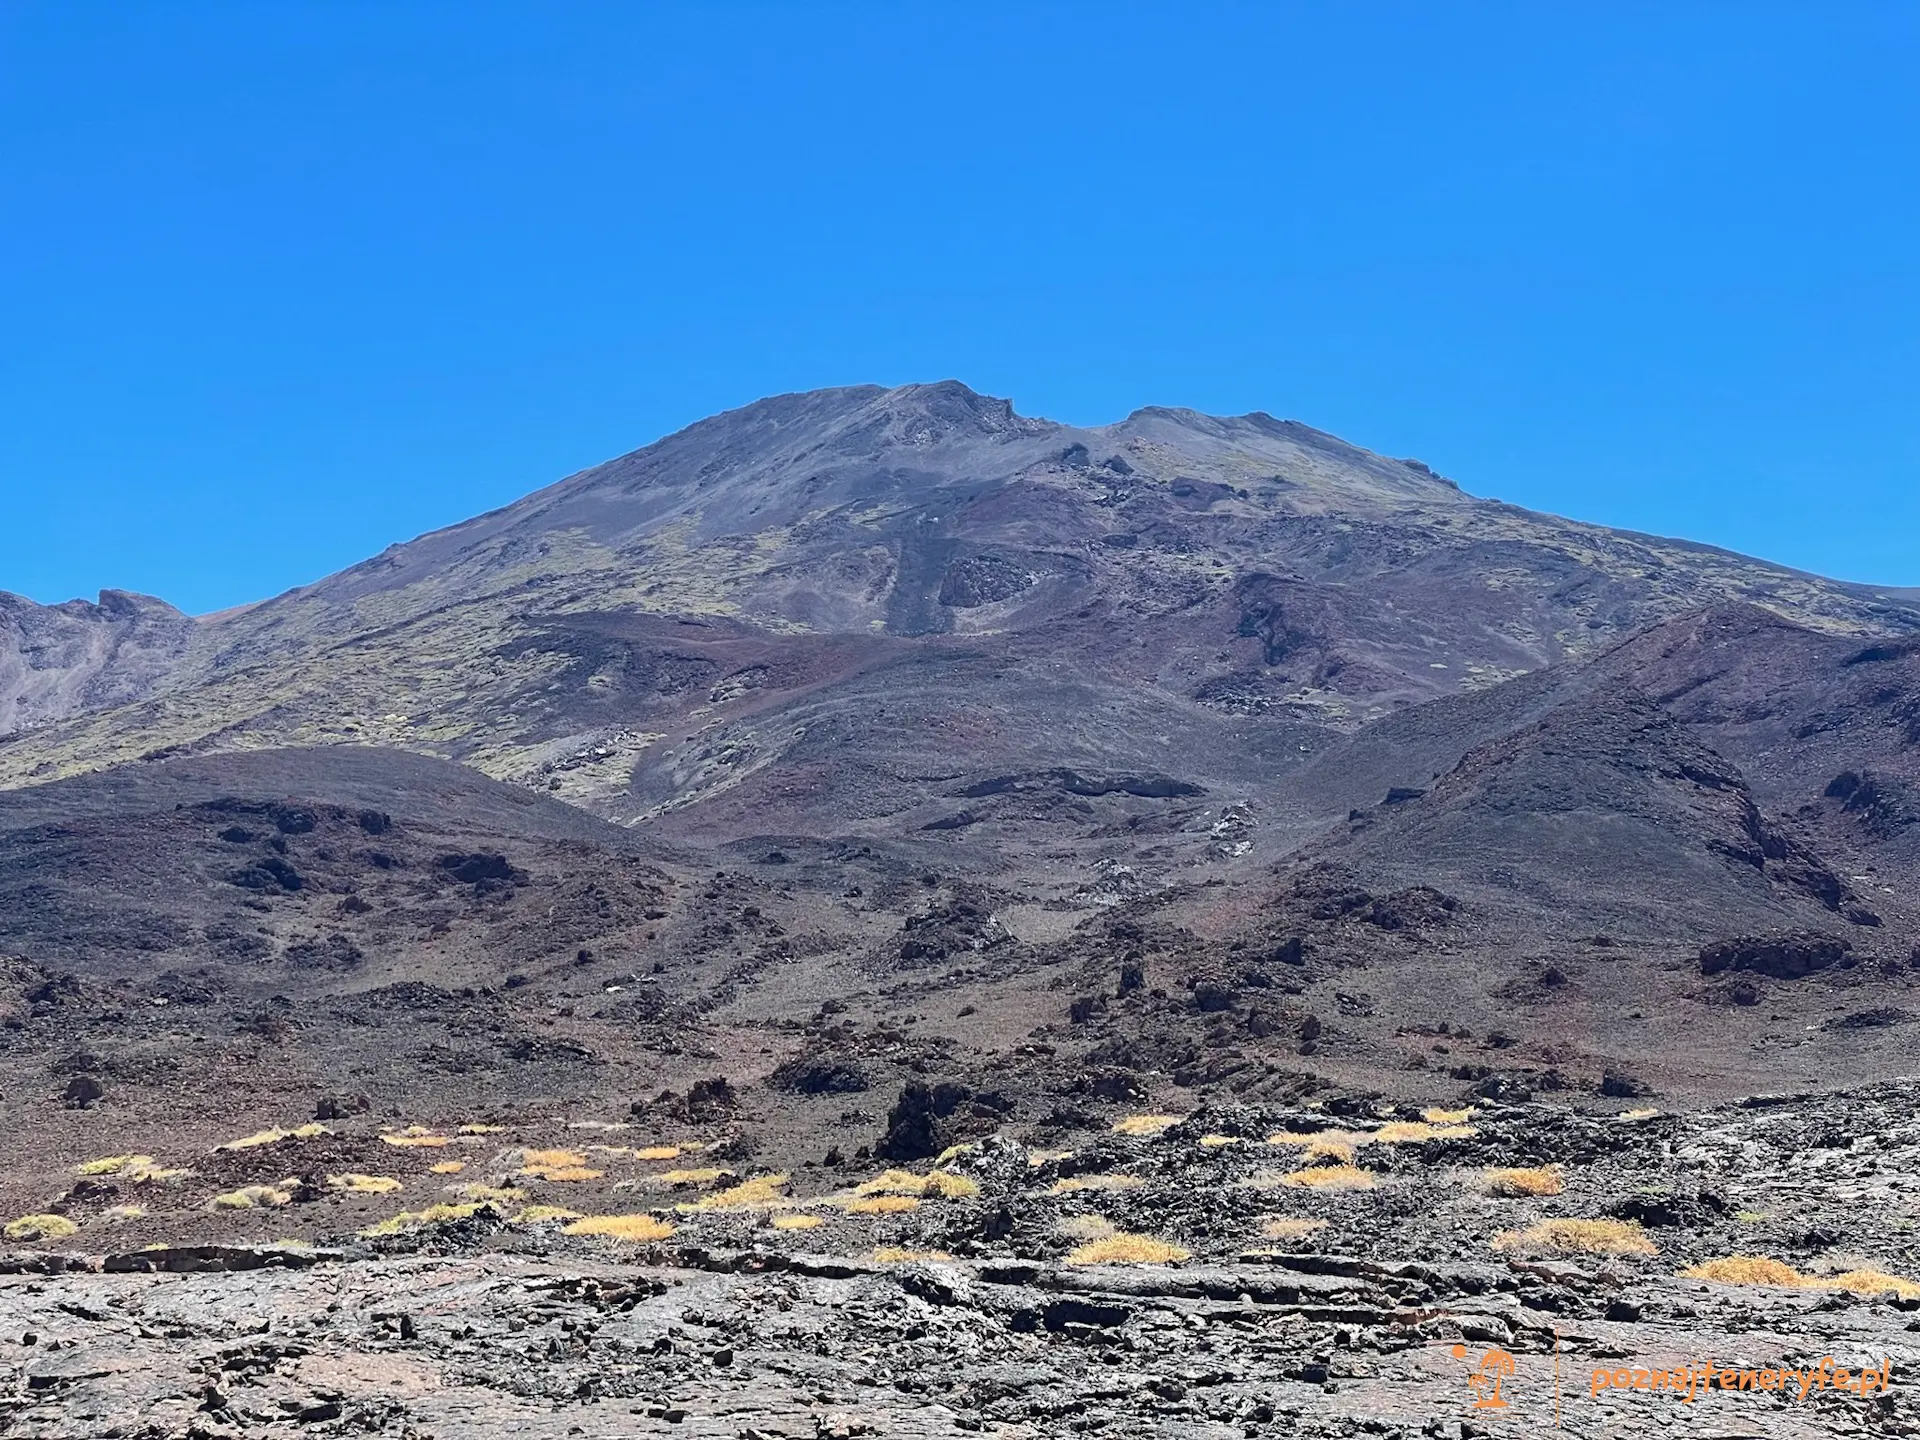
3 2 1916 614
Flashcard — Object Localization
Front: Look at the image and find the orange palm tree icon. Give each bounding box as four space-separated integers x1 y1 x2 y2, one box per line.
1451 1344 1516 1409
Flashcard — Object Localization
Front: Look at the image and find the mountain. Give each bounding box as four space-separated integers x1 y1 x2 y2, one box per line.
3 382 1919 1276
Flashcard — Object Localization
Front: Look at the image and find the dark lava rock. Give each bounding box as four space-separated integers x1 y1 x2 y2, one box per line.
1699 931 1851 980
768 1056 870 1095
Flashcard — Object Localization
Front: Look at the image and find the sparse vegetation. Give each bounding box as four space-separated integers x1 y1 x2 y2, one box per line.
1198 1133 1242 1148
511 1204 582 1224
5 1213 79 1241
1066 1233 1191 1266
380 1128 451 1149
1485 1166 1563 1197
218 1123 329 1151
687 1173 789 1211
359 1202 486 1237
1057 1215 1118 1241
429 1160 467 1175
328 1173 402 1195
1374 1120 1476 1143
1494 1218 1656 1256
848 1195 920 1215
662 1167 731 1186
853 1168 980 1200
1422 1107 1474 1124
210 1182 296 1209
1112 1114 1182 1137
635 1145 683 1161
1679 1257 1920 1300
772 1213 824 1230
563 1213 676 1242
871 1247 954 1264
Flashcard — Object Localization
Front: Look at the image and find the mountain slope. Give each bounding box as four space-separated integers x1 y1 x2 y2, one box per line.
2 382 1914 825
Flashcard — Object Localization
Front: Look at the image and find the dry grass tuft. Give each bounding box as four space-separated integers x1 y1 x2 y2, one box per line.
1280 1165 1376 1191
1616 1108 1660 1122
359 1202 485 1237
772 1213 824 1231
529 1166 604 1183
688 1173 789 1212
1422 1107 1474 1124
1677 1256 1920 1300
1374 1120 1477 1143
457 1123 505 1135
1494 1218 1656 1256
1822 1268 1920 1300
635 1145 683 1161
871 1247 953 1264
218 1123 330 1152
1680 1255 1804 1287
1067 1233 1191 1266
210 1182 296 1209
1057 1215 1118 1241
380 1128 451 1149
429 1160 467 1175
1302 1139 1357 1166
77 1153 154 1177
1198 1133 1243 1149
327 1173 402 1195
1026 1149 1074 1166
511 1204 582 1224
1048 1174 1144 1195
1260 1217 1329 1240
848 1195 920 1216
100 1205 146 1222
1112 1114 1183 1137
564 1213 676 1242
661 1167 732 1187
5 1213 78 1241
853 1169 981 1201
1485 1166 1564 1197
449 1183 525 1204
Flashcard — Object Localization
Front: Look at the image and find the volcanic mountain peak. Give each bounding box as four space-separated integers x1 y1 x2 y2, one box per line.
2 382 1916 809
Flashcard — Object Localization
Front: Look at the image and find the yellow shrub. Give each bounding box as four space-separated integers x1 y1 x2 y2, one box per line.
1261 1217 1328 1240
662 1168 731 1186
77 1153 155 1177
564 1213 676 1242
635 1145 683 1161
1048 1175 1144 1195
5 1213 78 1241
1677 1256 1920 1300
1303 1140 1356 1166
1267 1128 1364 1149
359 1202 484 1237
848 1195 920 1215
1485 1166 1563 1197
772 1213 824 1231
209 1182 295 1209
1067 1233 1191 1266
1681 1256 1803 1286
429 1160 467 1175
517 1148 588 1169
854 1169 980 1200
1375 1121 1477 1143
1112 1114 1182 1137
327 1173 402 1195
1494 1218 1655 1256
380 1131 451 1149
1281 1165 1375 1191
218 1123 330 1151
527 1166 604 1183
449 1183 525 1203
1422 1107 1474 1124
1820 1269 1920 1300
872 1247 953 1263
512 1204 581 1224
688 1174 789 1211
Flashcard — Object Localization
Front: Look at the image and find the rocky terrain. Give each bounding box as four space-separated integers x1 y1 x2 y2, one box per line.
2 382 1918 1435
